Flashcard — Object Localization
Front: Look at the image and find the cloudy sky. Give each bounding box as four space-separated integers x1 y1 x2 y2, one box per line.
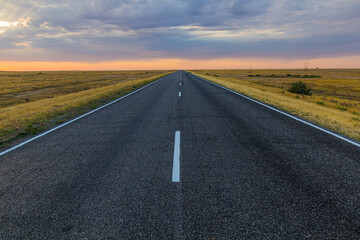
0 0 360 70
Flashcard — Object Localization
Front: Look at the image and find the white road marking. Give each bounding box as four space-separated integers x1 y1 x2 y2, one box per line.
179 83 181 86
193 74 360 148
179 92 181 97
172 131 181 182
0 74 172 157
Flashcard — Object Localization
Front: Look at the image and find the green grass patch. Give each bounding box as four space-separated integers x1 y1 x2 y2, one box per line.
337 107 348 111
248 74 321 78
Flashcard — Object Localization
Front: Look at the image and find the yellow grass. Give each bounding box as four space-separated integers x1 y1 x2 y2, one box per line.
0 71 169 108
0 71 172 144
191 69 360 141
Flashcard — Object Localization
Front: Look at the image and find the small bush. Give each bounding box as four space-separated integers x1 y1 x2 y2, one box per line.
248 74 254 77
25 123 33 132
286 74 292 77
255 74 261 77
288 81 312 95
316 101 325 106
337 107 347 111
302 75 321 78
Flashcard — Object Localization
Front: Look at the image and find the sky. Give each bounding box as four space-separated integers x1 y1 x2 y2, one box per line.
0 0 360 70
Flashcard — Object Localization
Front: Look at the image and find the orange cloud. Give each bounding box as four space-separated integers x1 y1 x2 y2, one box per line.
1 56 360 71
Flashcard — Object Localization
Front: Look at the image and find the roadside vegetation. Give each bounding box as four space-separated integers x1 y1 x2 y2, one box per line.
288 81 312 95
0 71 173 147
191 69 360 141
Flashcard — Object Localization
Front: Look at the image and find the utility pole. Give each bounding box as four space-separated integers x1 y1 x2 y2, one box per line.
304 62 309 72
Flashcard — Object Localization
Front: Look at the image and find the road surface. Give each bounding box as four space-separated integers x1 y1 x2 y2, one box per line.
0 71 359 239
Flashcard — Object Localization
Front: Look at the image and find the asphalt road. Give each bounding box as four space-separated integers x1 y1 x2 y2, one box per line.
0 71 359 239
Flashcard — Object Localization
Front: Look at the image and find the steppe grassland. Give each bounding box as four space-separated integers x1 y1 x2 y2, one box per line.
0 71 169 108
0 71 172 145
191 69 360 141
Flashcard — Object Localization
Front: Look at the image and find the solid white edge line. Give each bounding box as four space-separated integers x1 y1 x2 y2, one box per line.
172 131 181 182
191 73 360 148
0 74 172 157
179 92 181 97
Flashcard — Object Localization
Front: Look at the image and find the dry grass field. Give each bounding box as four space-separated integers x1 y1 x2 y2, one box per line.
191 69 360 141
0 70 172 146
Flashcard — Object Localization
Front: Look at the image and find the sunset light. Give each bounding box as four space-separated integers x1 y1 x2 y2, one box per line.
0 21 19 27
0 1 359 238
0 1 359 70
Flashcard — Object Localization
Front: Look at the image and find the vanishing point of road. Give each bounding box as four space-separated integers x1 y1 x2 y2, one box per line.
0 71 359 239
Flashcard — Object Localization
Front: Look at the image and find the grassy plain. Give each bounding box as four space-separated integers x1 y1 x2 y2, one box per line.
191 69 360 141
0 70 172 146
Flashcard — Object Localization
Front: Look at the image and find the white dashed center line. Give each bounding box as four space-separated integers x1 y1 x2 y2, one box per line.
172 131 181 182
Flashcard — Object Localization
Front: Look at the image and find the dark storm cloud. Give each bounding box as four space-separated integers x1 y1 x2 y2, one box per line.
0 0 359 61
